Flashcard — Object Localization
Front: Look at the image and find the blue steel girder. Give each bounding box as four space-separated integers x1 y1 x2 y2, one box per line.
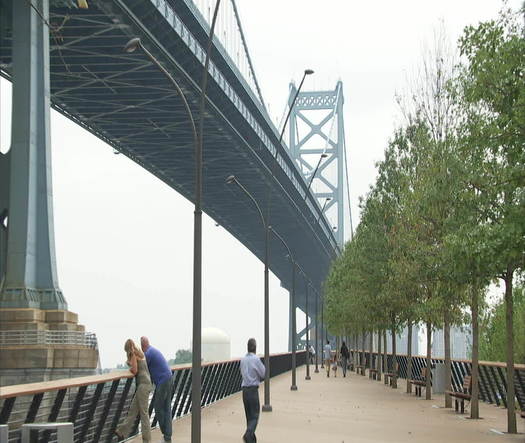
288 81 346 247
0 0 336 313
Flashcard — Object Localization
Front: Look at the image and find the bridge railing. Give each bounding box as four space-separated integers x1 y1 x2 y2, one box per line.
0 350 305 443
350 349 525 412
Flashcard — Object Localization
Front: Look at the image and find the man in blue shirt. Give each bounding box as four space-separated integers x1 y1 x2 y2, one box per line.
141 336 173 442
240 338 265 443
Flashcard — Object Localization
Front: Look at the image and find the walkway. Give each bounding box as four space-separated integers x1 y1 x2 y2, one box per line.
132 365 524 442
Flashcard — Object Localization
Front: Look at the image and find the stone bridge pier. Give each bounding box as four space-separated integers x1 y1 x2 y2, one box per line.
0 0 97 386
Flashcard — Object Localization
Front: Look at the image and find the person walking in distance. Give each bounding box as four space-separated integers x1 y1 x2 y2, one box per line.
309 344 316 365
240 338 265 443
324 340 332 377
141 337 173 442
340 341 350 378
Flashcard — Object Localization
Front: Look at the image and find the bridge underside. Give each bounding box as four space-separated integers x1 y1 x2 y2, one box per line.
0 0 338 315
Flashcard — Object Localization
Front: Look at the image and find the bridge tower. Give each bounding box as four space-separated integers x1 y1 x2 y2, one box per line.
288 80 347 246
0 0 98 385
286 81 348 350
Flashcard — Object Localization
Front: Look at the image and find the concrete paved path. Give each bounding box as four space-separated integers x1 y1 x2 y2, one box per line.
131 365 524 442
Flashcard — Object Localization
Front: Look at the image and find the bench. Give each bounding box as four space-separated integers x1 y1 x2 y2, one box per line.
355 364 366 376
369 368 379 380
445 375 472 413
21 423 74 443
410 368 428 397
384 362 399 387
0 425 7 443
520 410 524 419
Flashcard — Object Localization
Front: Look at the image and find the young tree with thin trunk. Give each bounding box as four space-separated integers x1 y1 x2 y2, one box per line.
451 7 525 432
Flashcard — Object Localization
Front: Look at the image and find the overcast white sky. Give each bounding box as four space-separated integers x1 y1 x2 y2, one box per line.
0 0 520 368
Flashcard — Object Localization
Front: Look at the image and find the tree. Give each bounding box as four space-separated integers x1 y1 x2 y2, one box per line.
395 26 469 406
453 7 525 432
480 285 525 364
168 349 192 365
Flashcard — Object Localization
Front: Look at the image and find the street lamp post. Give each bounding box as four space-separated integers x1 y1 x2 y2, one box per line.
314 289 319 373
317 197 332 224
321 294 325 368
225 68 313 411
123 39 197 145
124 0 221 439
192 2 222 440
305 152 328 198
294 262 311 380
304 279 311 380
225 175 272 411
279 69 314 143
268 226 297 391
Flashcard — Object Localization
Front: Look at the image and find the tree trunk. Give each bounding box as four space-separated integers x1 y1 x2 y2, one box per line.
354 333 359 369
369 331 373 371
407 320 413 394
353 334 357 368
383 330 387 382
425 321 432 400
391 325 397 388
504 269 516 433
470 285 479 419
361 332 366 371
377 329 382 381
444 311 452 408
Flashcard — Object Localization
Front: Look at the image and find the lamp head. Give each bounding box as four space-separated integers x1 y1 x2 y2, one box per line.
326 197 332 201
124 37 141 53
321 153 328 158
304 69 314 75
225 175 236 184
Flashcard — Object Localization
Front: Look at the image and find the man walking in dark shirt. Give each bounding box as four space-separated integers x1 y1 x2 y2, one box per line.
141 336 173 442
340 341 350 377
240 338 265 443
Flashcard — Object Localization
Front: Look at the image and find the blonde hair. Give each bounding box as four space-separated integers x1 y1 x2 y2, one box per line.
124 338 144 360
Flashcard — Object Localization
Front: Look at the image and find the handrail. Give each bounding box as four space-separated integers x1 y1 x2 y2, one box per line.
0 330 98 348
349 349 525 370
349 349 525 412
0 351 301 399
0 351 306 443
0 372 133 400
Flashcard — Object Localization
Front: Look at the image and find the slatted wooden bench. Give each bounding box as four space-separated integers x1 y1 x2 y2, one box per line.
369 368 378 380
445 375 472 413
355 364 366 376
410 368 428 397
384 362 399 387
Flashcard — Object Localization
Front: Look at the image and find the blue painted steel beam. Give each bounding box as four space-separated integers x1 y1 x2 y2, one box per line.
0 0 337 315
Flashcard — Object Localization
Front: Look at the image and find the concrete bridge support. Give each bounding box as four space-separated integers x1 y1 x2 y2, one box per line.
0 151 8 285
0 0 64 310
0 0 97 385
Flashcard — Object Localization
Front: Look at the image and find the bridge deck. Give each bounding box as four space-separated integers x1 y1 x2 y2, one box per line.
131 365 524 442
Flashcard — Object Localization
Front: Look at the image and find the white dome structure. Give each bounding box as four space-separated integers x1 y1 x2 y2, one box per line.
202 327 231 362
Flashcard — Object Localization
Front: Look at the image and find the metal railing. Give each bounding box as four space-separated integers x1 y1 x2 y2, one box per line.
0 331 98 348
0 351 306 442
350 349 525 412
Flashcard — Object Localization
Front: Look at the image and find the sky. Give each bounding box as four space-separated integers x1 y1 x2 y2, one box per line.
0 0 521 368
